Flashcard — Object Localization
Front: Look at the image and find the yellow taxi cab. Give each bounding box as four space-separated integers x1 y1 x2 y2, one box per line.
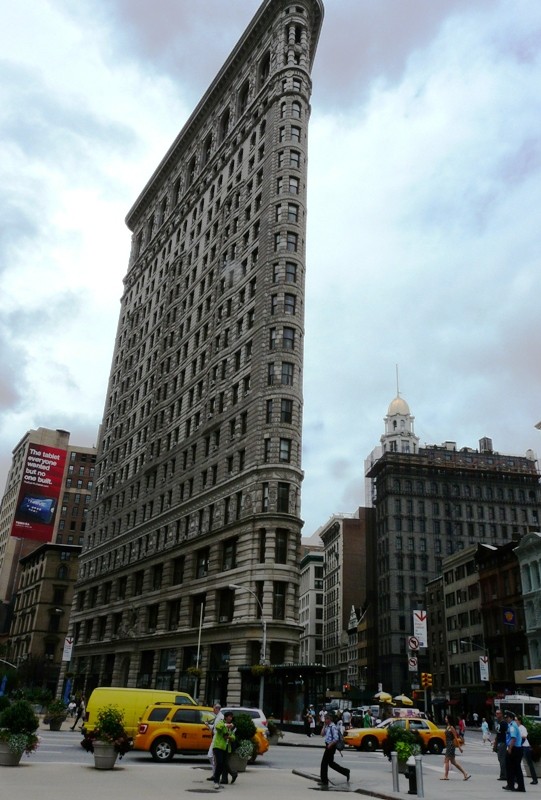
134 703 216 761
343 716 445 754
134 703 269 762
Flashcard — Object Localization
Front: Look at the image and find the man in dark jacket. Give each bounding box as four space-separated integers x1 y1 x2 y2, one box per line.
494 708 508 781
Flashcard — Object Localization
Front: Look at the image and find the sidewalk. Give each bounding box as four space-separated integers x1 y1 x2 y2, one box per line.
2 724 520 800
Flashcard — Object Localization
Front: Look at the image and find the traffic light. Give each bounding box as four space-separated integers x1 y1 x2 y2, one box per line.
421 673 433 688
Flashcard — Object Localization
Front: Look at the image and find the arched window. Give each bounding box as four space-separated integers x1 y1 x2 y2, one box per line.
259 52 271 87
219 108 230 143
238 80 249 116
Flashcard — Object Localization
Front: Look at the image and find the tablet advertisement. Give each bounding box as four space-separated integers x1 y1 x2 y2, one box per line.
11 443 67 542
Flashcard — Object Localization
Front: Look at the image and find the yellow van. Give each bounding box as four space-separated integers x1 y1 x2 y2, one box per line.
84 687 196 738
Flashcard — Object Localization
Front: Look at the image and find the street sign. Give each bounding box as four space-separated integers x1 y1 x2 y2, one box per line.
62 636 74 662
408 636 420 651
479 655 490 682
408 657 418 672
413 610 428 647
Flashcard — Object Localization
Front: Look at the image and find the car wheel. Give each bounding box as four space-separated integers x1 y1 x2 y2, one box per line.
427 739 443 755
363 736 378 752
151 737 176 762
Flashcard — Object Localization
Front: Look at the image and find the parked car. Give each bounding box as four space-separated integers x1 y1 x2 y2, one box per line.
220 707 268 733
134 703 215 761
343 716 445 754
84 687 196 738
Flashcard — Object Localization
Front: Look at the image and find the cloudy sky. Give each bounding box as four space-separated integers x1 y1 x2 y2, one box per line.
1 0 541 537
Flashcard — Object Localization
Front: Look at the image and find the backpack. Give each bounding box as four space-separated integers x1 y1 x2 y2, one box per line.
335 726 345 752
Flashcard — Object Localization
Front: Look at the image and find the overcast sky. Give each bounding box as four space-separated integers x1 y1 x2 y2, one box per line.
1 0 541 537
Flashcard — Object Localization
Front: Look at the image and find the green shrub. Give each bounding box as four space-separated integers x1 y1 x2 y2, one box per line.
233 713 257 741
0 699 39 734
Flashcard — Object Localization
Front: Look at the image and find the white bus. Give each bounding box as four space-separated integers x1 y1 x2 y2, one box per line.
494 695 541 721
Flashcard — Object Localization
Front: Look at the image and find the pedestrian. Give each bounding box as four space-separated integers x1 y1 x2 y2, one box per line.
212 710 238 789
342 708 352 730
473 711 479 727
206 703 224 781
363 710 371 728
494 708 508 781
482 718 492 745
318 707 326 732
320 712 350 787
458 715 466 740
441 714 471 781
303 707 314 737
68 700 76 718
502 710 524 792
70 695 85 731
517 715 538 785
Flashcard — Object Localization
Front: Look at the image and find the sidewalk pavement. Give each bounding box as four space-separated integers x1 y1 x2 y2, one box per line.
2 724 522 800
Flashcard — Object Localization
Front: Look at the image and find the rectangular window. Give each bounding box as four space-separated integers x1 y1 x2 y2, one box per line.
273 582 286 619
277 482 290 513
167 599 181 630
191 594 205 628
284 293 296 314
148 604 159 631
195 548 209 578
275 529 288 563
222 538 237 571
287 203 299 222
262 482 270 512
279 438 291 462
259 529 266 562
172 556 184 584
280 398 293 423
281 362 294 385
282 327 295 349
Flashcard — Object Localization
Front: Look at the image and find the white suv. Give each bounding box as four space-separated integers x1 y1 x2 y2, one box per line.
220 707 268 734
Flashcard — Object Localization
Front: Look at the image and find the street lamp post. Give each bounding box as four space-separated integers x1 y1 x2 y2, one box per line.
459 639 491 691
229 583 267 709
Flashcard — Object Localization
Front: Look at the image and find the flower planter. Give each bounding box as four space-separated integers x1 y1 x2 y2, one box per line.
93 741 118 770
228 753 249 773
49 720 63 732
0 742 23 767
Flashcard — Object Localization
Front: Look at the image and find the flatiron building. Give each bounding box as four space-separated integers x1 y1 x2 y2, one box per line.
68 0 323 706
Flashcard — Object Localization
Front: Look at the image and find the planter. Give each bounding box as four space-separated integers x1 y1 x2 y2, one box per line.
49 720 63 732
0 742 23 767
93 741 118 770
228 753 249 773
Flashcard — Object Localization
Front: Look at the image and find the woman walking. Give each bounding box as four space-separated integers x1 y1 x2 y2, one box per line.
441 714 471 781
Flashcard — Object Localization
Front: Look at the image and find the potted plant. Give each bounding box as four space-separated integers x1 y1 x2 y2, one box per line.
267 718 284 745
229 713 257 772
384 725 421 774
44 699 68 731
0 699 40 766
80 704 132 769
524 717 541 763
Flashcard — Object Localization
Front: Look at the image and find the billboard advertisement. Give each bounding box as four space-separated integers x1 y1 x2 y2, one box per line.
11 443 67 542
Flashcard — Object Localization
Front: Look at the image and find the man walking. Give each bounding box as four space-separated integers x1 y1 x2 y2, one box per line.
320 712 350 787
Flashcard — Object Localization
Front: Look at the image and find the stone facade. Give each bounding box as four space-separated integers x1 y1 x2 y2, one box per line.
68 0 324 706
367 436 541 693
513 531 541 669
